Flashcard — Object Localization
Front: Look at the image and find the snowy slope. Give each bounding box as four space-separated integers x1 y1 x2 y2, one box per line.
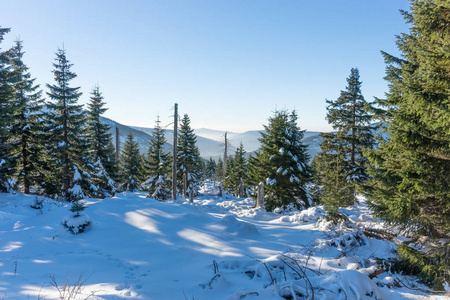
0 186 446 299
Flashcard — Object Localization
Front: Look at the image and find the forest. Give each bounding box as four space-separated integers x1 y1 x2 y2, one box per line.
0 0 449 297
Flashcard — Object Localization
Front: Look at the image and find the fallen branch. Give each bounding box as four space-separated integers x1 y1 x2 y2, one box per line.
395 277 447 295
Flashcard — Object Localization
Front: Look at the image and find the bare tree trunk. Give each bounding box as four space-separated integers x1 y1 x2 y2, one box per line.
172 103 178 200
116 126 120 190
183 173 187 199
256 182 264 208
223 132 227 177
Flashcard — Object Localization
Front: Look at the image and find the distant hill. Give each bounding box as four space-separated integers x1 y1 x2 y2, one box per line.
100 117 323 161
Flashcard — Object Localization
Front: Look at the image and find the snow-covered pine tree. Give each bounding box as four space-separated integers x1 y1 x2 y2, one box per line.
143 116 171 200
120 132 142 192
86 85 117 196
204 157 216 182
312 133 354 216
250 110 312 211
0 26 15 192
7 40 45 194
366 1 449 289
224 155 234 191
43 48 91 200
225 142 249 198
314 68 374 214
176 114 202 199
216 158 224 183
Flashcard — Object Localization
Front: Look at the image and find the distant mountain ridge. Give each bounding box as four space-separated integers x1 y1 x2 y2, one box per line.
100 117 323 161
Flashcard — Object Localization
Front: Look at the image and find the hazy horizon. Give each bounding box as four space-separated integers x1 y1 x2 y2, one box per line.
2 0 410 132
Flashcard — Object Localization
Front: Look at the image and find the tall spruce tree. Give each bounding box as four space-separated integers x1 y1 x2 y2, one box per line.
8 40 45 194
204 157 216 182
143 116 172 200
0 26 14 192
86 85 117 196
176 114 202 198
44 48 89 200
314 68 374 214
251 110 312 211
366 1 450 288
216 158 224 184
120 132 142 192
225 142 249 198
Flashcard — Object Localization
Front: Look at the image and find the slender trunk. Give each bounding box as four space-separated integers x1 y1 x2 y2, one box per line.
172 103 178 200
183 172 187 198
351 95 356 167
63 77 70 200
22 133 30 194
223 132 227 177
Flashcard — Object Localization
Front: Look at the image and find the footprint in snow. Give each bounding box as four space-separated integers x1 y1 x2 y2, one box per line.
115 283 130 291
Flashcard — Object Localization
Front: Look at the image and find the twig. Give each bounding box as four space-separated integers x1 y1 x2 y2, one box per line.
246 254 276 286
280 256 314 300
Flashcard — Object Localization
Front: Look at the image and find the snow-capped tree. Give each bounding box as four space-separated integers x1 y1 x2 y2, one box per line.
313 68 374 214
176 114 202 199
366 0 450 289
0 26 15 192
250 110 312 211
215 158 224 183
67 165 85 201
224 143 249 198
7 39 45 194
86 85 117 196
143 116 171 200
43 48 92 200
120 132 142 192
204 157 216 182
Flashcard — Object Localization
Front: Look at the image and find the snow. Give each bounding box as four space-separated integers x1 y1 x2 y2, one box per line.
0 187 447 299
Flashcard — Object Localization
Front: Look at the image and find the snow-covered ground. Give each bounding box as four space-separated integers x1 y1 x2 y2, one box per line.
0 182 447 299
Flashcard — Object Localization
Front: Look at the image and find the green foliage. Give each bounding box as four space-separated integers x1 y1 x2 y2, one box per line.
378 244 450 291
143 116 172 200
216 158 224 184
365 1 450 289
204 157 217 182
43 48 93 200
0 26 15 192
86 86 117 196
314 68 374 212
366 0 450 239
224 143 249 198
120 132 143 192
250 110 312 211
7 39 45 194
176 114 202 198
69 200 86 217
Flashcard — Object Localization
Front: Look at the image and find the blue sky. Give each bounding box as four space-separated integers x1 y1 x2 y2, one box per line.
1 0 410 132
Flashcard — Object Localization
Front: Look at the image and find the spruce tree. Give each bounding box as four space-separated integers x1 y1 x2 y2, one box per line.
314 68 374 214
367 0 449 259
143 116 171 200
251 110 312 211
86 85 117 196
176 114 202 198
0 26 14 192
366 1 450 289
312 133 354 216
216 158 224 183
225 142 249 198
44 48 89 200
120 132 142 192
204 157 216 182
8 40 45 194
